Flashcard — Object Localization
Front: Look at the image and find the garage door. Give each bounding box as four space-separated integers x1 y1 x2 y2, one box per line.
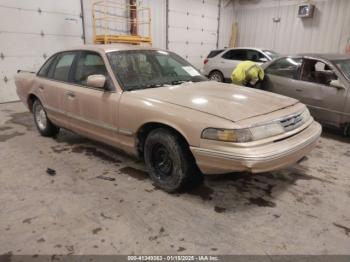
0 0 84 103
167 0 219 69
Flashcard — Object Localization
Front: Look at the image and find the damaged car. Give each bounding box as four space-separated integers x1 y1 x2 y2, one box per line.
15 45 321 192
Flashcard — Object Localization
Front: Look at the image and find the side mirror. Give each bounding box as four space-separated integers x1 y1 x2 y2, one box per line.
259 57 268 63
87 74 106 89
330 79 345 90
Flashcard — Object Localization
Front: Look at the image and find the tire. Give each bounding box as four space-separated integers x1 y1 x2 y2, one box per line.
33 99 60 137
144 128 202 193
208 70 224 82
343 123 350 136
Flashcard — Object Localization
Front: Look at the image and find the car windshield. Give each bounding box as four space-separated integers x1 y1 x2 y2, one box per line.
333 59 350 80
263 50 280 60
107 50 207 91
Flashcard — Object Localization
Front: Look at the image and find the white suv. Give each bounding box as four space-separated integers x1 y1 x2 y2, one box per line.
202 48 280 82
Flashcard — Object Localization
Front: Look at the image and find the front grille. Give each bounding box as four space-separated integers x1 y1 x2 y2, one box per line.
280 114 303 132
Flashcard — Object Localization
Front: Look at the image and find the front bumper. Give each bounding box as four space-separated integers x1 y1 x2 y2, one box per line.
190 121 322 174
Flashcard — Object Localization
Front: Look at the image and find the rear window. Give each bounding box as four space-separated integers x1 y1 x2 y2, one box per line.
207 50 224 58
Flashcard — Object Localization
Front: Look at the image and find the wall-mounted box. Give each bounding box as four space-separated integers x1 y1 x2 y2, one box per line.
298 3 315 18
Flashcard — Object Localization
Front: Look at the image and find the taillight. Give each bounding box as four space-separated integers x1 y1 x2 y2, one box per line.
204 58 208 64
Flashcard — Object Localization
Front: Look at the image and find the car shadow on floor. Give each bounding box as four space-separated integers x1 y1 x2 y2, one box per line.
321 126 349 143
184 164 330 213
52 128 316 213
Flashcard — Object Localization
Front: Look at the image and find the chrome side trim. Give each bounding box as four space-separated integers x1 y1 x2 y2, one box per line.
66 112 119 132
45 105 65 115
119 128 133 136
44 104 134 135
44 105 118 132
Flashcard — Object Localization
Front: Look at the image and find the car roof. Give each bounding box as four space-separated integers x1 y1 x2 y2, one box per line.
294 53 350 61
224 47 265 52
59 44 160 53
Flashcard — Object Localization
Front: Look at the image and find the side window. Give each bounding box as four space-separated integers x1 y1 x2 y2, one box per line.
301 59 338 86
73 52 108 87
265 57 302 79
37 54 57 77
222 50 246 61
51 52 76 81
246 50 264 62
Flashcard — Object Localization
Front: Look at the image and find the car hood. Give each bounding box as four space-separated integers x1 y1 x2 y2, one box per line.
130 81 299 122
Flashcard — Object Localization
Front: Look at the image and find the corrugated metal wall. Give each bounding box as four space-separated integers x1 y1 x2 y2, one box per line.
234 0 350 55
0 0 233 102
82 0 167 49
0 0 83 103
82 0 233 50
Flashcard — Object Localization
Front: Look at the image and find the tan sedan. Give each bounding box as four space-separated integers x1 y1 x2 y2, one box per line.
15 44 321 192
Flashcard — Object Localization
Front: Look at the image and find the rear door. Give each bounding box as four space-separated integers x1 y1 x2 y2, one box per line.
297 58 347 126
263 57 303 99
37 51 78 128
64 50 121 146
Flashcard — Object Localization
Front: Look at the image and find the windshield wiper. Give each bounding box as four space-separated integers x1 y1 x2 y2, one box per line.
144 83 165 89
169 80 191 85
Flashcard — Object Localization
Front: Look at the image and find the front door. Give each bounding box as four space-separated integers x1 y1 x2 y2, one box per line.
64 51 121 146
263 57 303 99
298 58 347 127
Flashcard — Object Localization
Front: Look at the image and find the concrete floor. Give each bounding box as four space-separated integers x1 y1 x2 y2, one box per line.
0 102 350 256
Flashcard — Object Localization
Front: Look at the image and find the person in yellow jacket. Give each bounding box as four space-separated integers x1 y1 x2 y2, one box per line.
231 60 264 88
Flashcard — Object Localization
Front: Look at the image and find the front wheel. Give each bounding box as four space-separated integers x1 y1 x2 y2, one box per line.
33 100 60 137
144 128 202 192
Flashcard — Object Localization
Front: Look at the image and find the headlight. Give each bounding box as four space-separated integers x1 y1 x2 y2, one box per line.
201 128 252 142
202 109 311 143
202 123 284 143
249 123 284 141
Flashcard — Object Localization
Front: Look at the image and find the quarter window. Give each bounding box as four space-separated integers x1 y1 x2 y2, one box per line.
246 50 264 62
265 57 302 79
51 52 76 81
37 54 57 77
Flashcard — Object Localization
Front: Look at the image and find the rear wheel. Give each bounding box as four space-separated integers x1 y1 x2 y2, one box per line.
208 70 224 82
343 123 350 136
144 128 202 192
33 100 59 137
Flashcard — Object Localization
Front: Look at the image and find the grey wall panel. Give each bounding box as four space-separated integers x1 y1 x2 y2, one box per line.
234 0 350 55
0 0 83 103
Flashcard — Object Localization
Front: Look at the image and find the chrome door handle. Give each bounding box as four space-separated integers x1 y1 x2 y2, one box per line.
66 91 75 98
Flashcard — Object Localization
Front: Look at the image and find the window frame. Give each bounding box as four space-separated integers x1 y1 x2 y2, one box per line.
37 54 58 77
37 51 78 82
36 50 116 92
265 57 302 80
299 58 339 87
246 49 266 62
69 50 113 91
221 49 247 61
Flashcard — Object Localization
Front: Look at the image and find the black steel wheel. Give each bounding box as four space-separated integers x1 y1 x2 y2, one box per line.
144 128 202 192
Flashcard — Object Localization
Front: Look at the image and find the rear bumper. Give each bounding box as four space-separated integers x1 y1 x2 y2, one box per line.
190 121 322 174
